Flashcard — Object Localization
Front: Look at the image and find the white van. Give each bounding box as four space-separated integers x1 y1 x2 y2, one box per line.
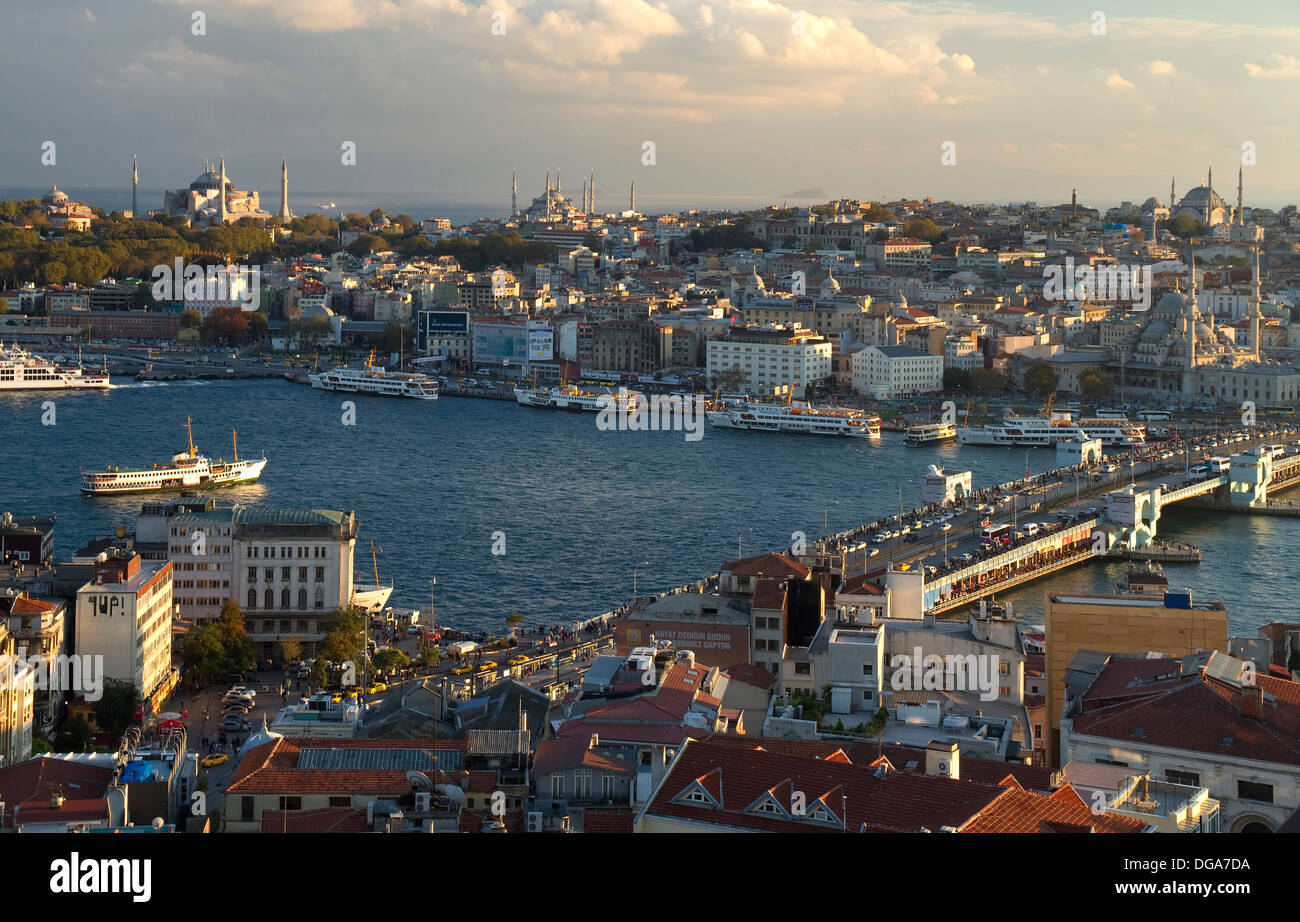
1024 522 1041 538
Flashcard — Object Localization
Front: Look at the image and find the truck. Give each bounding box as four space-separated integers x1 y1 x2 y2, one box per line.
447 641 479 657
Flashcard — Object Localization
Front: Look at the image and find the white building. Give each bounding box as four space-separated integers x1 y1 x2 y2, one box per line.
74 551 174 700
0 630 36 767
852 344 943 399
945 337 984 371
921 466 972 505
706 325 833 395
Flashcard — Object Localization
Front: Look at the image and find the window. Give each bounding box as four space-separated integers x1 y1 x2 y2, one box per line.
281 567 290 580
794 662 811 675
315 567 324 582
281 588 290 608
315 587 324 609
264 589 274 609
298 567 307 580
247 589 257 609
247 567 257 582
1237 780 1273 804
277 796 302 811
1166 770 1201 787
298 588 307 610
241 796 254 821
328 796 350 807
551 774 564 798
264 568 273 582
862 663 873 676
602 773 615 801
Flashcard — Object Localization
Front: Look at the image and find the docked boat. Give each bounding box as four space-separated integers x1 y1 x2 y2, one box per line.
904 422 958 445
352 539 394 614
309 351 438 400
958 410 1145 447
513 384 640 412
0 343 109 391
706 401 882 438
81 418 266 495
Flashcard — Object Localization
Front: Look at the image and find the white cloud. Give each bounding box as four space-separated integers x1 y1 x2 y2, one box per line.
84 8 96 22
1244 53 1300 80
1106 71 1135 90
1148 60 1175 76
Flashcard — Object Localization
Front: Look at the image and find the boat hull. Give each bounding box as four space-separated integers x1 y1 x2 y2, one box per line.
81 459 268 496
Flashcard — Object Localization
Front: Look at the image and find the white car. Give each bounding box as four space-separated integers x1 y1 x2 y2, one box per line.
940 522 952 531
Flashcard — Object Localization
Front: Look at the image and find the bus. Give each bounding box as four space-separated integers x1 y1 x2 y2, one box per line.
1265 444 1286 460
980 523 1012 547
1207 456 1231 473
1138 410 1171 421
1095 408 1127 419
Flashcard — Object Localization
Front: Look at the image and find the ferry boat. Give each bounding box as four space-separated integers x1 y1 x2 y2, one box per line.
81 418 267 495
309 351 438 400
513 384 640 412
706 401 882 438
351 539 394 614
0 343 109 391
958 410 1145 447
904 422 958 445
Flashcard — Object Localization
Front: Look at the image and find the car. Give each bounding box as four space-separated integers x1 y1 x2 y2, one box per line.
365 682 387 695
940 522 952 531
507 656 528 666
201 753 229 768
222 715 249 731
477 661 498 672
452 665 474 675
223 704 250 716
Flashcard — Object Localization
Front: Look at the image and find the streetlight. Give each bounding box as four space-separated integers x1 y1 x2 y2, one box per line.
632 561 650 598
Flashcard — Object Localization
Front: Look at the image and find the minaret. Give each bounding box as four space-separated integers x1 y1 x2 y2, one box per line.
1185 248 1198 372
1251 247 1262 360
1205 165 1213 225
556 168 561 197
581 179 587 216
218 155 228 223
630 179 635 213
1170 176 1175 211
1236 165 1244 226
131 154 138 218
590 170 595 214
511 167 517 216
279 157 289 221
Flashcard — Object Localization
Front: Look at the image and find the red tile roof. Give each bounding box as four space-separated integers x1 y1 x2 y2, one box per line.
751 578 787 610
0 757 114 827
261 807 371 833
10 596 57 614
961 784 1146 833
14 798 110 827
226 737 460 796
723 662 777 690
721 552 810 579
582 809 635 833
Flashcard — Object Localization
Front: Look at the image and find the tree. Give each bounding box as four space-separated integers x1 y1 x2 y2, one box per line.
1024 362 1059 398
55 714 95 752
319 606 365 669
372 649 410 673
1078 368 1114 400
180 309 201 329
971 368 1008 393
1166 214 1204 239
505 611 524 640
278 639 303 667
943 367 973 391
93 683 140 738
903 218 942 243
712 366 749 393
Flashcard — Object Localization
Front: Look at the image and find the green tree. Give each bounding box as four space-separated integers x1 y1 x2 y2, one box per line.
278 639 303 667
320 606 365 669
372 649 410 673
943 367 972 391
93 683 140 738
1078 368 1114 400
903 218 942 243
180 309 202 329
55 714 95 752
505 611 524 640
1024 362 1059 398
1166 214 1204 239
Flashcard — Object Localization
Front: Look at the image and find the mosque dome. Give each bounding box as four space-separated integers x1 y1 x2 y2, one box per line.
238 717 282 759
1178 185 1226 212
1140 320 1171 342
1153 291 1188 317
1141 196 1165 211
42 186 69 206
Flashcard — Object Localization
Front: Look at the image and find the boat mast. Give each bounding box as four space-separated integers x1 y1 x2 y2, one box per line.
186 416 195 457
371 538 381 590
232 429 239 461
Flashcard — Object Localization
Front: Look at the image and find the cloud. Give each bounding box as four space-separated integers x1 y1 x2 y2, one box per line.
84 8 96 22
1105 71 1135 90
1244 53 1300 79
1147 60 1175 76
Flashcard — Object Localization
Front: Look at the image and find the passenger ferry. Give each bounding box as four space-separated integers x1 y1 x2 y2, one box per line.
958 410 1145 447
904 422 958 445
81 418 267 495
0 343 109 391
513 384 640 412
706 401 882 438
308 351 438 400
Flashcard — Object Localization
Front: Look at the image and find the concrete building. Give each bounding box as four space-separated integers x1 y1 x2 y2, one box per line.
852 344 943 398
1043 589 1228 768
0 618 35 767
590 319 671 374
0 590 68 735
74 550 174 702
706 325 833 396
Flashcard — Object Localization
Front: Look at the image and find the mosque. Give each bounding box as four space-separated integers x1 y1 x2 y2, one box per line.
1165 166 1242 228
1110 250 1300 405
513 167 595 222
162 156 289 226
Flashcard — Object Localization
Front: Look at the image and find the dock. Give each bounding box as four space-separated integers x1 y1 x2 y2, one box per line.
1108 542 1201 563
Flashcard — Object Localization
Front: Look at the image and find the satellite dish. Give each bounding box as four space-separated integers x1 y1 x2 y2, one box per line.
407 770 432 791
152 817 165 829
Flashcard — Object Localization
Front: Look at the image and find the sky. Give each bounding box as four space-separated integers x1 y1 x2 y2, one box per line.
1 0 1298 213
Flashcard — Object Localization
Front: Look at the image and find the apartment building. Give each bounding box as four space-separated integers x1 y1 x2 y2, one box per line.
74 550 174 701
706 325 833 395
852 344 944 398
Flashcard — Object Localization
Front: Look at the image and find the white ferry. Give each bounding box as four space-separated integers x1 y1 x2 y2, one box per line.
958 411 1145 447
308 351 438 400
0 343 109 391
706 401 882 438
81 419 267 495
904 422 958 446
514 384 640 412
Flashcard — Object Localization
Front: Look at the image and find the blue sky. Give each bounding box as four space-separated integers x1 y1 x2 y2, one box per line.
2 0 1297 210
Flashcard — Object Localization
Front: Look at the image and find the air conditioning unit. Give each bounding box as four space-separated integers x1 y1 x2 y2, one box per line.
526 811 543 833
937 760 950 774
414 792 431 812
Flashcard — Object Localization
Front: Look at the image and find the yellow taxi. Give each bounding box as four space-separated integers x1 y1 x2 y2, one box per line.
477 661 497 672
452 665 474 675
507 656 528 666
366 682 387 695
201 753 229 768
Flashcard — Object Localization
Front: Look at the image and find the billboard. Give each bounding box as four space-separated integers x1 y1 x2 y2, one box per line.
422 310 469 336
527 320 554 361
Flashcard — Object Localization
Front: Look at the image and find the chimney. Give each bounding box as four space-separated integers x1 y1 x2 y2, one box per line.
925 740 959 780
1240 685 1263 721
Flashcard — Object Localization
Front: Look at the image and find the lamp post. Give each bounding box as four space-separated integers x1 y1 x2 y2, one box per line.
632 561 649 598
